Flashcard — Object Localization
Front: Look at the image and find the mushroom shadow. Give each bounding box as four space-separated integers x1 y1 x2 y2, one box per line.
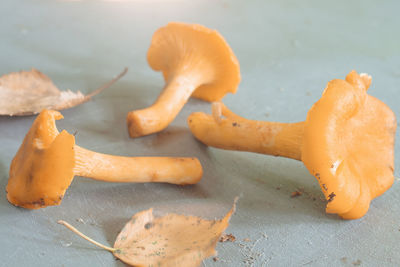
75 180 210 205
151 126 189 147
199 149 339 224
0 114 35 121
0 159 9 205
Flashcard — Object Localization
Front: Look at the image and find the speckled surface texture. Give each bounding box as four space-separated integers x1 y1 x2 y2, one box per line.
0 1 399 266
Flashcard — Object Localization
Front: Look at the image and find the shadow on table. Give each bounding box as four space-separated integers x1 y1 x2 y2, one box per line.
198 149 342 225
0 159 9 203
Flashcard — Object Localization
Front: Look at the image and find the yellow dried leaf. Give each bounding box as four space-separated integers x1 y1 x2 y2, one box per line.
58 201 236 267
0 68 127 116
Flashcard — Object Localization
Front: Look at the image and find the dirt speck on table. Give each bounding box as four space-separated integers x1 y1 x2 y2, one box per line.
219 233 236 242
291 191 302 198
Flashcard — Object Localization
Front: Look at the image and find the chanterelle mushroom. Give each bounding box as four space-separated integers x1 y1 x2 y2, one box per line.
188 71 396 219
126 22 241 138
7 110 203 209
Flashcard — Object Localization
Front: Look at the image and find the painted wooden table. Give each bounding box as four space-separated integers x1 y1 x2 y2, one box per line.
0 0 399 266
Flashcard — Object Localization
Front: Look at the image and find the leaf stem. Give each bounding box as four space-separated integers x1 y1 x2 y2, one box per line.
58 220 117 253
85 67 128 100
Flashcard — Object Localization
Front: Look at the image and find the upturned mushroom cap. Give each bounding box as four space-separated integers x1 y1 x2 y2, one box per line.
6 110 75 209
147 22 241 102
302 71 396 219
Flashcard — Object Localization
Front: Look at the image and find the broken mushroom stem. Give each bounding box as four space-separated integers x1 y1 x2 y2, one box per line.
189 102 304 160
74 145 202 184
127 74 201 138
58 220 118 253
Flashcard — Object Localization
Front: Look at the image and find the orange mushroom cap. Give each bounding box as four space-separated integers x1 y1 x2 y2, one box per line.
147 22 241 102
7 110 75 209
302 71 396 219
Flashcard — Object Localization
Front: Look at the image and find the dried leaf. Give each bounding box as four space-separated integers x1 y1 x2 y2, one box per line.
0 68 127 116
58 201 236 267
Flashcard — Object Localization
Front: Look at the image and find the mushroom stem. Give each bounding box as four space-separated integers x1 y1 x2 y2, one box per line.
127 74 201 138
73 146 202 185
188 103 304 160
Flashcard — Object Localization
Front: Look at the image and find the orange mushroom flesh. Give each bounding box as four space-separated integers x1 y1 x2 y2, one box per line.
188 71 396 219
7 110 203 209
127 22 240 138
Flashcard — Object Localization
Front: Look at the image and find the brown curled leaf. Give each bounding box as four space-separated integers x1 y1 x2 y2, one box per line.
58 200 237 267
0 68 127 116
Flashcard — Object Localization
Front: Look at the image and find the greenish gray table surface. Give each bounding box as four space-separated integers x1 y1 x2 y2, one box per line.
1 1 399 266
